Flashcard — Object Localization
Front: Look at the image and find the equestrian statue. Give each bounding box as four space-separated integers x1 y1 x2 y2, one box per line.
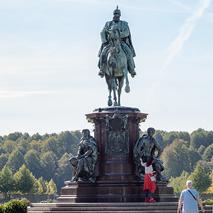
98 6 136 106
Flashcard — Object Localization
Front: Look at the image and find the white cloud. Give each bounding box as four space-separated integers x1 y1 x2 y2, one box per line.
163 0 211 70
167 0 191 11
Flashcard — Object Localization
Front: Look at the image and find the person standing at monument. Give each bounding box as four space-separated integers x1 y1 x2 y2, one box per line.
141 160 156 202
177 180 205 213
98 6 136 77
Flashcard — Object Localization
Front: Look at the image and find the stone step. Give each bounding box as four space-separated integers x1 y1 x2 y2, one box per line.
57 197 178 203
27 202 213 213
28 211 179 213
30 202 178 207
28 206 178 211
28 210 212 213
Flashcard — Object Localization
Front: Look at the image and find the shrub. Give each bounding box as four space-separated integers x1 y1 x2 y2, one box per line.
0 205 3 213
3 199 28 213
203 199 213 205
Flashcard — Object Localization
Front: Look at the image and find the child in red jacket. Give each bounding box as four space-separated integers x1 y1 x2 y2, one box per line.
142 160 156 202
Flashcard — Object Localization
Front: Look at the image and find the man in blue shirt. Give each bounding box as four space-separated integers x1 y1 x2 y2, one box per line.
177 180 205 213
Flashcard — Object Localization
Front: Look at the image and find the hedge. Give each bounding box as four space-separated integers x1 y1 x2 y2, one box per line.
203 199 213 205
1 199 29 213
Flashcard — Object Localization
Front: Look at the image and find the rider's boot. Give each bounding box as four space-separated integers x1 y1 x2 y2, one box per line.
130 70 136 77
98 69 105 78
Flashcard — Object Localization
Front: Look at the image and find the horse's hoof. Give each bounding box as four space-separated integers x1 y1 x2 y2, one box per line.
113 102 118 106
125 85 130 93
108 99 112 106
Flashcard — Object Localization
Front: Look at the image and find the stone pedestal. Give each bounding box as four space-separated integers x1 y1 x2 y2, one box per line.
87 107 147 183
57 107 175 202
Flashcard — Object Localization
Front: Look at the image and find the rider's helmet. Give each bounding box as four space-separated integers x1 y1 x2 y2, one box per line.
113 6 121 16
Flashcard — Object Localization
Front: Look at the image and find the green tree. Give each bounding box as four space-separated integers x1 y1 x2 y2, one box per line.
35 177 47 194
206 131 213 147
191 129 207 149
40 151 57 180
0 154 8 170
6 149 25 173
0 136 3 143
189 162 211 193
161 139 201 178
197 145 206 156
42 137 59 155
46 179 57 195
24 150 42 178
2 140 16 153
202 144 213 161
170 171 190 194
58 131 79 155
6 132 23 141
14 164 36 194
17 139 29 155
31 133 42 141
162 131 190 146
30 140 42 152
0 166 15 198
55 153 71 190
31 179 39 194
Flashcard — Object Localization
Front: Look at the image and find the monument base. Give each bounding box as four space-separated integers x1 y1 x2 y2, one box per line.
58 107 175 203
57 181 176 203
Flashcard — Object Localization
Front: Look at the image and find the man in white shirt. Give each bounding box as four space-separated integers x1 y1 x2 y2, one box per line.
177 180 205 213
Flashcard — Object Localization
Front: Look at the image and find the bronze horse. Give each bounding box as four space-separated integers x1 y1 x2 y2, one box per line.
104 27 130 106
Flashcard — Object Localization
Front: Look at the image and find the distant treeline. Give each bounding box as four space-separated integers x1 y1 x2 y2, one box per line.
0 131 80 197
0 129 212 196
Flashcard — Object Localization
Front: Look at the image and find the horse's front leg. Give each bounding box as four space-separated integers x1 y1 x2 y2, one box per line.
106 76 113 106
124 69 130 93
108 88 113 106
108 92 112 106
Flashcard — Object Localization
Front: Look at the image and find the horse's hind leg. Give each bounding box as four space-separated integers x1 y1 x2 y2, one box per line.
108 88 113 106
108 94 112 106
113 88 118 106
118 77 124 106
112 78 118 106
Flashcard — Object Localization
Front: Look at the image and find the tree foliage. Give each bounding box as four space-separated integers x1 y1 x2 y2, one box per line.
0 128 211 195
14 164 36 194
189 162 212 193
202 144 213 161
35 177 47 194
46 179 57 195
55 153 71 190
6 149 25 173
191 129 211 149
170 171 190 194
161 139 201 178
24 150 42 178
0 166 14 198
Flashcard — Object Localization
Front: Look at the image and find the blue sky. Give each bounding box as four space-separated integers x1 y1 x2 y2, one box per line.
0 0 212 135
